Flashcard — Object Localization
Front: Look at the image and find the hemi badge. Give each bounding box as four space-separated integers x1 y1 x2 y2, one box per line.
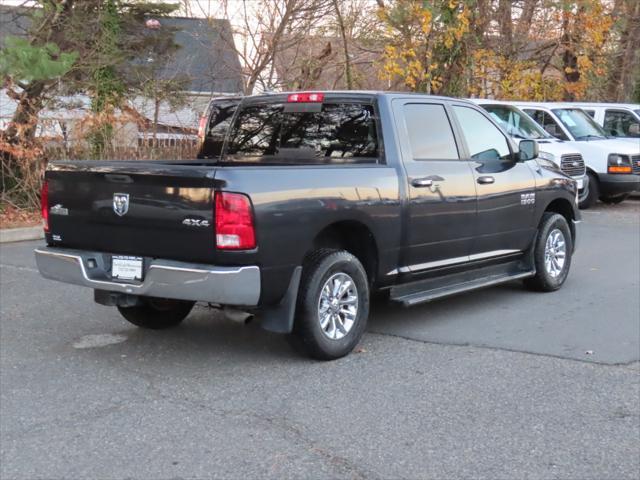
50 204 69 216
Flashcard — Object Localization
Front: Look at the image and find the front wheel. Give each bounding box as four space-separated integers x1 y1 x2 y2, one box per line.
524 213 573 292
289 249 369 360
117 298 195 329
578 172 599 209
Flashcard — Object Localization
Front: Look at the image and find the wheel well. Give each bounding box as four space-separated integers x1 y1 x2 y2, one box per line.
310 221 379 284
544 198 575 240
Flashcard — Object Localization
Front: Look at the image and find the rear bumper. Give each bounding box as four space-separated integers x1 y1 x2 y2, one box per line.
598 173 640 196
572 219 581 252
34 247 261 306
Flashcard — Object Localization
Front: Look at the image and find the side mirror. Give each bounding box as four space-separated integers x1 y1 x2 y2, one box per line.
518 140 538 161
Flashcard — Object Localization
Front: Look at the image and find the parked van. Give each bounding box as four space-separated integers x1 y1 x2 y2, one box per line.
507 102 639 208
472 100 588 206
572 103 640 139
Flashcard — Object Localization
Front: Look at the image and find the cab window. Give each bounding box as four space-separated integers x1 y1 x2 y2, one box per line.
453 106 511 161
403 103 459 160
523 109 570 141
603 110 640 138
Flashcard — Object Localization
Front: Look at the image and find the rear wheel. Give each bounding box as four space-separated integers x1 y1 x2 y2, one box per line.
524 213 573 292
117 298 194 329
289 249 369 360
600 193 629 205
578 171 599 209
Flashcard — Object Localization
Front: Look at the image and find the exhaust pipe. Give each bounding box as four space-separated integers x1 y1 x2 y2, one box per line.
223 307 254 325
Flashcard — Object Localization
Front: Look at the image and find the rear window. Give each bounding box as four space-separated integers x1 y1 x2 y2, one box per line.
198 99 240 160
223 102 380 165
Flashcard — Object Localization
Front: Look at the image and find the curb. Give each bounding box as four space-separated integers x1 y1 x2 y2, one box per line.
0 226 44 244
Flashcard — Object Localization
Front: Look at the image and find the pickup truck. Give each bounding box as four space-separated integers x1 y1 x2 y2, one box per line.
35 92 580 360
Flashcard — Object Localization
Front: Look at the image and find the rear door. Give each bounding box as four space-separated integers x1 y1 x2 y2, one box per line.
450 103 537 255
392 99 477 274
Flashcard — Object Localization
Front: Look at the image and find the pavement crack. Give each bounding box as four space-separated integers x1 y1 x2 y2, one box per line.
0 263 38 273
367 330 639 368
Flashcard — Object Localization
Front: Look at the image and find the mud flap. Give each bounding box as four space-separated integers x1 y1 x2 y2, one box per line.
259 266 302 334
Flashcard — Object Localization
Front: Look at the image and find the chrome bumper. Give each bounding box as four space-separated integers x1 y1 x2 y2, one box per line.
34 247 261 306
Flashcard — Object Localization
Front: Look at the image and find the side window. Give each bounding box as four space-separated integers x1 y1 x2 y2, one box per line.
403 103 458 160
584 110 596 118
452 106 511 161
524 109 570 141
603 110 640 137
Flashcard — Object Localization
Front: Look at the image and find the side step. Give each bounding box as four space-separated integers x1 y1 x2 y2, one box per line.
390 260 535 307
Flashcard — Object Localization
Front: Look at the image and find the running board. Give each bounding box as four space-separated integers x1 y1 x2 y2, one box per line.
390 260 535 307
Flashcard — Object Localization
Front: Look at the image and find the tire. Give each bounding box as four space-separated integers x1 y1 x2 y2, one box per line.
600 193 629 205
117 298 194 329
289 249 369 360
524 213 573 292
578 171 599 209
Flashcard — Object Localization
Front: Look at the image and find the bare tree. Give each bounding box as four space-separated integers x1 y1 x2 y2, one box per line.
209 0 332 94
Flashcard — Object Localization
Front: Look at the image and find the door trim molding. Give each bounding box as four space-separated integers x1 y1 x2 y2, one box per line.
387 249 520 275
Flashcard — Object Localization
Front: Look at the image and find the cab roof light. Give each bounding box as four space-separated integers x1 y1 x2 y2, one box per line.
287 92 324 103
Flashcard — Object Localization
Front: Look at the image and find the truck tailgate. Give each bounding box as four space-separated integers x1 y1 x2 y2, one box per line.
46 161 221 264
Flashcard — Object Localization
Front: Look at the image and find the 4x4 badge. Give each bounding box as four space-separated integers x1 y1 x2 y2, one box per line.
113 193 129 217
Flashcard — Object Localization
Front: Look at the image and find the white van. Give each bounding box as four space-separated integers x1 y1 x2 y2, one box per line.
508 102 639 207
571 103 640 139
471 99 589 206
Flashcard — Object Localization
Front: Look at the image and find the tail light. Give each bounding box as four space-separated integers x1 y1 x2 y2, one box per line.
40 180 49 233
287 92 324 103
215 192 256 250
197 115 207 139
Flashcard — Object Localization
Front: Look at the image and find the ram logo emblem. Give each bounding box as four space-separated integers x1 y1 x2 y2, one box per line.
113 193 130 217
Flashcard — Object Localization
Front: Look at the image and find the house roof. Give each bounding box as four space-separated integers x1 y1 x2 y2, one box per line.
0 6 243 94
160 16 243 94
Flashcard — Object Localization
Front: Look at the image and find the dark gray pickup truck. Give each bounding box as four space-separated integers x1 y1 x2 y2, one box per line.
36 91 580 359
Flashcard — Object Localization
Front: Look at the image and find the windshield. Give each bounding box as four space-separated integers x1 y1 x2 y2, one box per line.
483 105 549 140
635 109 640 117
552 108 607 140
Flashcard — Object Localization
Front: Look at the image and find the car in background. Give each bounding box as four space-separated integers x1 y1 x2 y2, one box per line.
508 102 639 208
572 103 640 139
471 99 589 207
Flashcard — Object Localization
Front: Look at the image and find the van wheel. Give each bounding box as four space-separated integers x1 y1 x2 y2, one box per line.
117 298 194 329
600 194 628 205
289 249 369 360
578 172 599 209
524 213 573 292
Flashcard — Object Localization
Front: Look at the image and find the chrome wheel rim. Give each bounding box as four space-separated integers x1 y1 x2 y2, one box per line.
544 228 566 278
317 272 358 340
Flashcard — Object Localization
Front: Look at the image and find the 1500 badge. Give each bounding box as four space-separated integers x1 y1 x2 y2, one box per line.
182 218 210 227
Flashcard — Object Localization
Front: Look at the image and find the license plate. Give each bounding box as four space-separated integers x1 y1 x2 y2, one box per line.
577 179 583 189
112 256 143 281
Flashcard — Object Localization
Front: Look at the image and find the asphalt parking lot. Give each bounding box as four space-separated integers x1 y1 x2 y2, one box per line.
1 200 639 480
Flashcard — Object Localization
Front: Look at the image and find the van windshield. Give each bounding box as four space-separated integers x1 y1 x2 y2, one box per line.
221 102 380 165
552 108 607 140
483 105 549 140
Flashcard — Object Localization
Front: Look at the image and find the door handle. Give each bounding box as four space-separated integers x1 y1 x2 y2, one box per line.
411 178 433 188
477 176 495 185
411 175 444 188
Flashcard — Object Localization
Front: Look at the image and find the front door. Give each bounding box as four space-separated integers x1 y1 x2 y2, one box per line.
392 100 478 275
450 103 537 255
